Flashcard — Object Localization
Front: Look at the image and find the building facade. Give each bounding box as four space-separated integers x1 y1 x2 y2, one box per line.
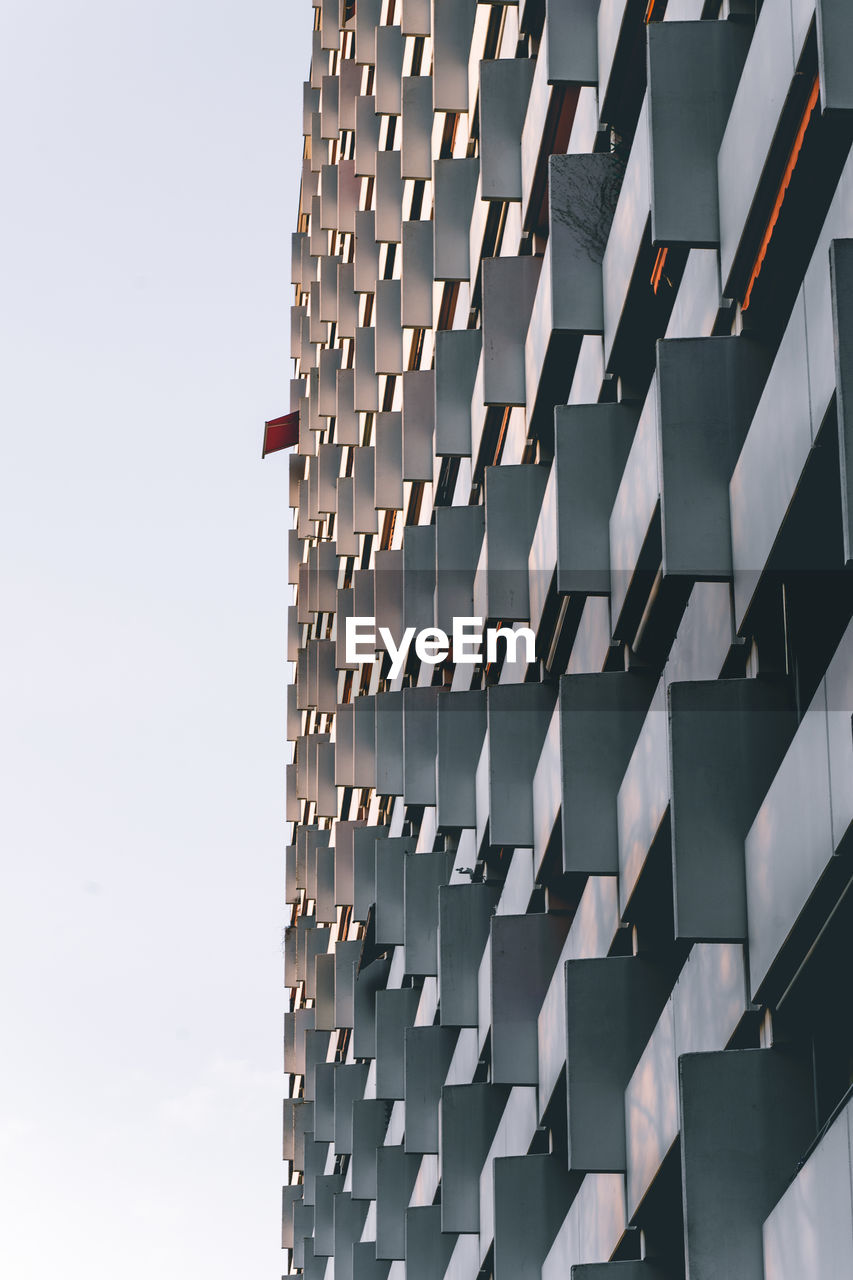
283 2 853 1277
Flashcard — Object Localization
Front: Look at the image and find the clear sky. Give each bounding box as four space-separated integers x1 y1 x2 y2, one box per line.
0 3 308 1276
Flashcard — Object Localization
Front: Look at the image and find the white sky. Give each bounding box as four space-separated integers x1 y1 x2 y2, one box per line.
0 3 308 1276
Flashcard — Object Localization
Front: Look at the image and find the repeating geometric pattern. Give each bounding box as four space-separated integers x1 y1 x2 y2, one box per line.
284 2 853 1277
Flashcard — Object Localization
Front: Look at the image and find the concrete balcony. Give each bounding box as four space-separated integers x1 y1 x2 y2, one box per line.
403 1025 456 1153
489 912 569 1085
436 689 487 831
477 464 549 624
404 850 454 976
375 24 403 115
479 57 535 203
435 327 481 457
402 369 434 481
438 881 499 1028
435 504 484 635
401 221 433 329
432 0 476 113
434 158 479 282
401 76 432 181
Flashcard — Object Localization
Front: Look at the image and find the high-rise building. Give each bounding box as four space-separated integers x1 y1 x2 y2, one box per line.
282 2 853 1278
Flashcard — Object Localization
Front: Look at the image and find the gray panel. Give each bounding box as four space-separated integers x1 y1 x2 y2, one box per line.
403 524 436 636
317 441 341 511
375 836 415 948
338 160 360 238
315 950 336 1027
438 882 500 1027
493 1155 580 1280
314 1062 336 1142
333 1193 369 1280
335 700 354 788
354 327 378 412
404 1025 457 1153
352 954 392 1059
434 158 479 282
565 957 670 1171
436 688 487 830
440 1083 510 1233
354 210 380 293
375 25 404 115
405 1208 455 1280
353 1244 391 1280
374 411 404 507
375 549 404 653
351 1098 393 1199
375 691 404 796
554 403 636 596
487 682 557 847
484 463 549 623
435 327 481 456
352 447 378 534
353 692 377 790
560 672 656 876
375 986 420 1100
818 0 853 114
376 1145 419 1259
490 913 568 1085
318 349 342 419
573 1269 667 1279
401 0 430 36
680 1050 814 1280
355 0 381 64
353 824 386 921
547 0 598 84
335 824 365 911
669 679 795 941
376 150 403 243
435 504 484 633
282 1186 302 1250
831 240 853 563
479 57 535 202
402 220 434 330
658 337 768 581
321 75 339 139
314 1174 344 1258
334 1062 370 1155
320 0 340 51
404 850 455 975
403 685 440 804
339 58 362 131
432 0 476 112
481 254 542 407
401 76 433 181
336 368 359 447
648 21 749 247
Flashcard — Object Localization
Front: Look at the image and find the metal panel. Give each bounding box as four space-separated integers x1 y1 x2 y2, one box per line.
560 672 656 876
432 0 477 112
680 1050 814 1280
405 1206 456 1280
479 57 535 202
565 957 670 1171
375 411 404 508
490 913 568 1085
352 447 378 534
401 220 434 329
376 1145 420 1259
352 953 392 1059
401 76 433 181
493 1155 580 1280
404 1025 457 1153
403 686 440 805
375 836 415 947
483 464 549 623
354 210 380 293
487 681 556 847
402 524 435 636
481 254 542 407
333 1062 370 1155
401 0 430 36
352 1097 393 1199
375 986 420 1100
375 25 404 115
440 1083 510 1233
648 21 749 248
546 0 598 85
375 691 404 797
404 850 455 975
435 505 485 633
376 151 403 246
818 0 853 114
434 158 479 282
436 688 487 830
438 882 500 1026
354 327 379 413
355 0 381 64
669 679 795 942
435 327 481 457
353 824 386 921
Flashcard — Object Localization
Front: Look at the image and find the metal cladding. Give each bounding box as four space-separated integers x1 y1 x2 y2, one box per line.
284 2 853 1279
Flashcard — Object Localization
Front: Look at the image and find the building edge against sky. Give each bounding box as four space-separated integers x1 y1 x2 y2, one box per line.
283 2 853 1278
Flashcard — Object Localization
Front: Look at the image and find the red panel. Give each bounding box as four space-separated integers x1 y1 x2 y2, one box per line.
263 411 300 457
